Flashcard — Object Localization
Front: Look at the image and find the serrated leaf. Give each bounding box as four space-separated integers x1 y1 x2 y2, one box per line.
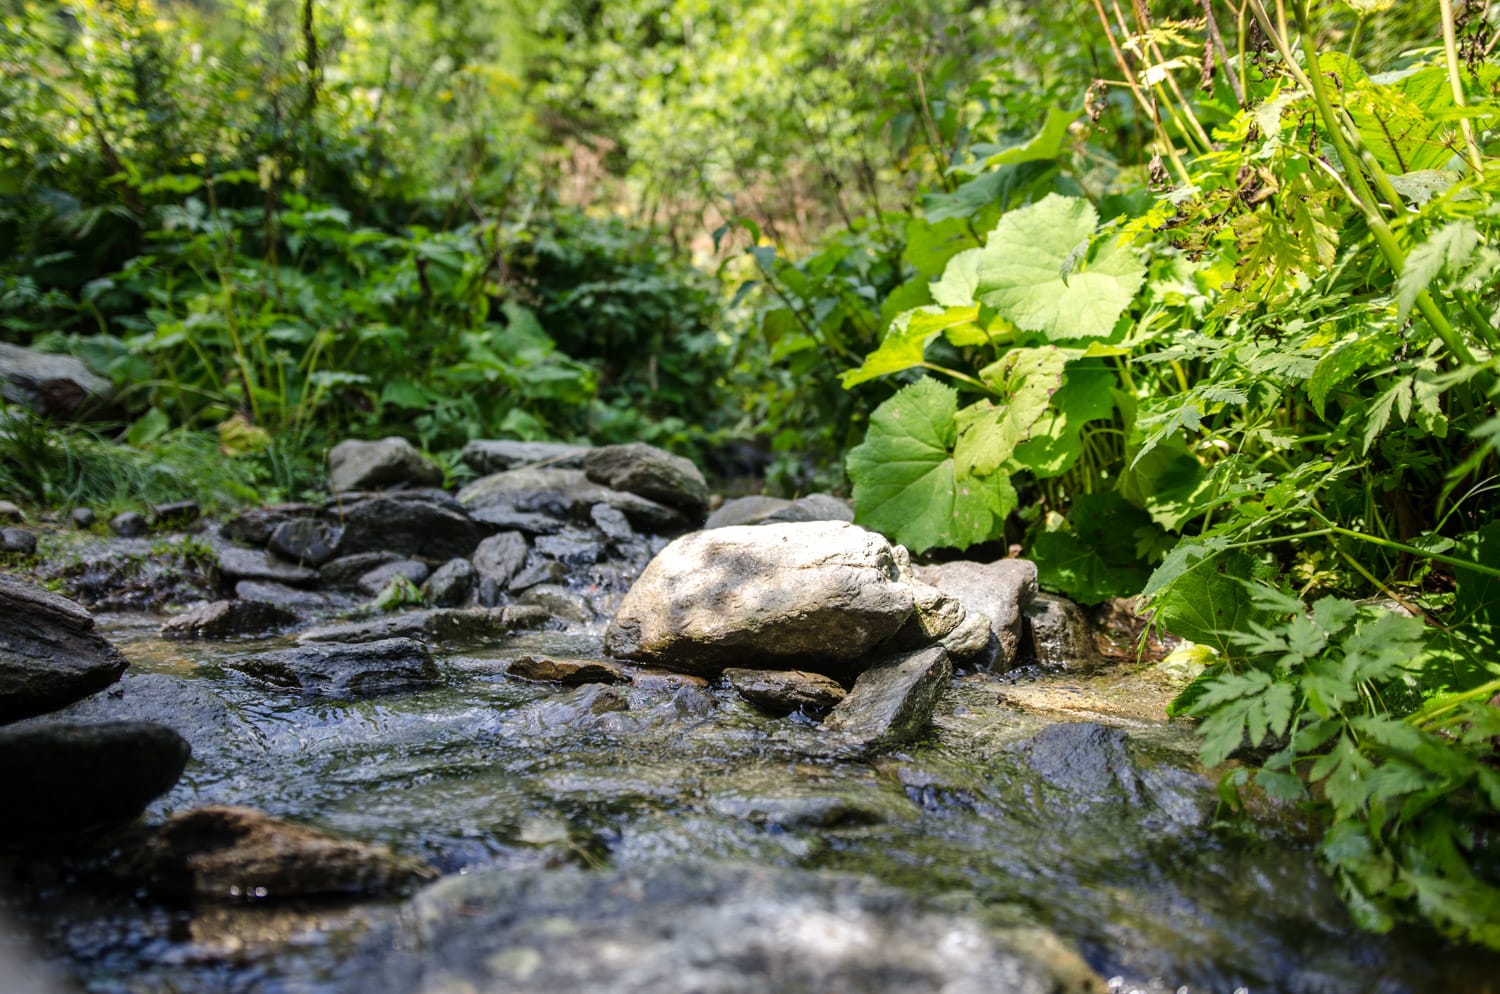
973 194 1145 339
1398 221 1480 322
847 378 1017 553
1307 334 1398 417
1143 539 1265 655
953 347 1067 476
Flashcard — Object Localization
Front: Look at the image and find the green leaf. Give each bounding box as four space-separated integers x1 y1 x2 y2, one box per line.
1029 500 1152 605
956 106 1077 175
973 194 1145 339
953 346 1067 476
1397 221 1479 322
1143 540 1266 655
125 407 171 447
847 378 1016 553
930 249 982 307
1307 333 1399 417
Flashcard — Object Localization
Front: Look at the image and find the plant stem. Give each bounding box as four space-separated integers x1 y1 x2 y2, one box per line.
1438 0 1485 176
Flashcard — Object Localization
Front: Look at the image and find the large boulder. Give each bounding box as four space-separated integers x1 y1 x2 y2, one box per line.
0 342 115 420
604 521 915 676
0 575 128 724
582 443 710 514
913 558 1038 669
140 805 437 901
328 437 443 493
0 720 189 841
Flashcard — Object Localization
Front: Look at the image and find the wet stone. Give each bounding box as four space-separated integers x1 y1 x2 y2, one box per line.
141 805 438 901
332 494 486 561
0 720 189 842
582 442 710 514
422 558 474 607
590 503 634 543
0 575 129 723
69 507 95 529
227 637 438 697
1025 592 1107 671
460 439 589 474
150 501 200 529
357 559 430 597
473 531 528 605
221 504 321 546
533 529 605 566
235 580 336 611
507 559 566 593
328 436 443 494
109 511 147 538
517 585 594 625
160 600 298 640
297 608 516 646
723 667 847 716
507 654 627 686
267 518 341 568
319 552 400 588
218 546 318 586
1 527 36 554
821 647 952 752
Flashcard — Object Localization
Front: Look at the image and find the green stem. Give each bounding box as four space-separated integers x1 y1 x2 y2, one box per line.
1438 0 1485 176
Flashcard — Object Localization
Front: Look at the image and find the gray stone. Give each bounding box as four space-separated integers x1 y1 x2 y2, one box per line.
357 559 430 597
298 607 523 646
335 863 1096 994
590 502 634 542
886 577 992 663
221 503 321 546
0 720 188 841
69 506 95 529
582 442 710 513
821 647 952 751
267 518 341 567
704 492 854 529
914 558 1038 669
467 504 567 535
1011 722 1140 804
706 788 900 829
507 559 566 592
332 494 486 561
319 552 401 588
422 558 474 607
517 585 595 625
604 521 914 676
507 654 627 686
723 667 847 715
0 341 115 420
0 500 23 522
109 511 147 538
459 467 689 533
228 637 438 697
328 436 443 493
235 580 336 611
160 600 297 639
533 529 605 566
1025 592 1106 671
142 805 437 901
460 439 590 474
0 575 128 724
218 546 319 586
149 501 199 529
472 531 528 605
1 527 36 554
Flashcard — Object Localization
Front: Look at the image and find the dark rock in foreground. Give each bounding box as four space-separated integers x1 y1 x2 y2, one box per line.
328 436 443 494
337 862 1103 994
0 575 128 724
0 721 189 841
333 494 487 561
723 667 846 715
141 805 437 901
228 637 438 697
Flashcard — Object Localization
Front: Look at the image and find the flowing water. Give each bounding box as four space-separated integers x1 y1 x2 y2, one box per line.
6 614 1498 994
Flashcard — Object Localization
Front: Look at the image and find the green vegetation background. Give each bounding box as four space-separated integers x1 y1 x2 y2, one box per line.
2 0 1499 949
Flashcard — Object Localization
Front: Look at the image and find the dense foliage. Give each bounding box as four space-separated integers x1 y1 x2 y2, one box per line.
3 0 1499 950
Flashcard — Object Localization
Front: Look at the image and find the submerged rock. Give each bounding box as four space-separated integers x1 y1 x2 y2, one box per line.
723 667 846 716
141 805 437 901
328 436 443 494
0 721 189 841
821 647 952 751
228 638 438 697
337 862 1102 994
297 608 530 646
582 442 710 514
0 575 128 724
160 600 298 640
604 521 914 676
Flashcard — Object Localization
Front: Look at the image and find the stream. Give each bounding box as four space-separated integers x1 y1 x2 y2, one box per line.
6 608 1498 994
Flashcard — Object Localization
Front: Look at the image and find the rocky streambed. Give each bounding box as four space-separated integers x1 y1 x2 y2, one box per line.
2 438 1496 994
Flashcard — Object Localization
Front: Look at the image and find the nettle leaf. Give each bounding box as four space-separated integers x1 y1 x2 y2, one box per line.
847 377 1017 553
973 194 1145 340
1398 221 1480 322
